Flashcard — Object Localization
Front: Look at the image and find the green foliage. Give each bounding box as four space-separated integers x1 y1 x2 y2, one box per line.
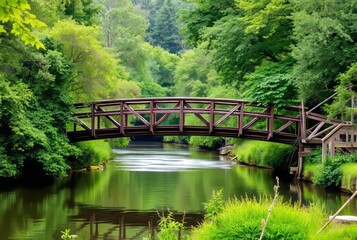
203 189 224 221
108 138 130 148
49 19 135 101
327 63 357 120
304 148 322 164
341 163 357 191
291 0 357 103
0 0 46 49
182 0 293 91
63 0 100 25
73 140 114 169
314 153 357 188
233 140 293 170
150 0 183 54
190 197 326 240
157 211 185 240
242 59 297 108
60 229 78 239
317 224 357 240
164 136 189 144
189 136 224 149
0 38 80 178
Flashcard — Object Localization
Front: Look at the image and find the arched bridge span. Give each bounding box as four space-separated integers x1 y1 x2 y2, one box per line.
66 97 356 178
67 97 304 144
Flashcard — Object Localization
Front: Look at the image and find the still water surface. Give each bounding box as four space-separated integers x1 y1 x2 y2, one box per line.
0 141 356 239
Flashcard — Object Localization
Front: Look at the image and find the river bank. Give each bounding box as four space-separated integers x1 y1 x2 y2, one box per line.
228 139 357 193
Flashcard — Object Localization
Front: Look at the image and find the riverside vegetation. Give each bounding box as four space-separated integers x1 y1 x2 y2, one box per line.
1 0 356 180
138 189 357 240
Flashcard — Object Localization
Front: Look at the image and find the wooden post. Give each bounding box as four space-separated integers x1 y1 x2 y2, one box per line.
328 139 335 157
267 104 274 139
301 101 306 142
209 101 214 134
351 87 355 125
297 144 303 179
150 100 154 134
120 102 125 135
317 190 357 234
322 141 327 162
97 107 101 130
179 100 184 133
90 214 94 240
91 103 96 137
238 103 244 136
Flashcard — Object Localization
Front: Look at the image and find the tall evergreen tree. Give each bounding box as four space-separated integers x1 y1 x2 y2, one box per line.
150 0 183 54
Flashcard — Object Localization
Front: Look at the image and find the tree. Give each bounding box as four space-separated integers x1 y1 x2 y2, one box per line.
63 0 100 25
0 37 79 178
0 0 46 48
150 0 183 53
49 19 136 102
291 0 357 104
180 0 295 104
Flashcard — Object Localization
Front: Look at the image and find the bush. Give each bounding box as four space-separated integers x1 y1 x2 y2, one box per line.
164 136 189 144
189 136 225 149
71 140 114 169
190 197 326 240
314 153 357 188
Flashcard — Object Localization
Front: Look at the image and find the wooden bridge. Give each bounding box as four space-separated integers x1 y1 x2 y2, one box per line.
66 97 356 177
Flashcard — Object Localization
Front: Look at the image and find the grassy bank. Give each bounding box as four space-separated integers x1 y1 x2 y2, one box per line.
304 151 357 192
188 192 357 240
71 140 115 169
232 139 294 170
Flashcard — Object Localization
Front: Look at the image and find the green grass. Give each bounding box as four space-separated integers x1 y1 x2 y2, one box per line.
189 197 326 240
341 162 357 191
189 196 357 240
303 163 321 182
73 140 114 169
233 139 293 170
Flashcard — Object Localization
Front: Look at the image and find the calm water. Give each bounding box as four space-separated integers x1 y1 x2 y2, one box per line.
0 141 356 239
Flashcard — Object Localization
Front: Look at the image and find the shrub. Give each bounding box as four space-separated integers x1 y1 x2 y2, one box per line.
71 140 114 169
314 153 357 188
189 197 326 240
157 211 185 240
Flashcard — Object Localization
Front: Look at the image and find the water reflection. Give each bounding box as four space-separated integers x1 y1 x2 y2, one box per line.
0 141 355 239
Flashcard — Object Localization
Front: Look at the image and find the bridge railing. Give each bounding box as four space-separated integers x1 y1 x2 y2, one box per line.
67 97 303 143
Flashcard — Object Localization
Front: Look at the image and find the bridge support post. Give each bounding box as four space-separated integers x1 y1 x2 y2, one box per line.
297 143 304 179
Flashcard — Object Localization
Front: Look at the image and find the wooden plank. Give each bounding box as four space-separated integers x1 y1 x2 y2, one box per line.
322 124 343 142
184 103 210 126
214 104 241 127
275 121 294 133
306 122 325 140
91 103 95 137
267 104 274 139
210 101 214 134
97 106 121 129
180 100 184 133
301 101 306 140
150 100 154 134
120 102 125 135
243 107 270 129
123 103 150 127
239 103 244 136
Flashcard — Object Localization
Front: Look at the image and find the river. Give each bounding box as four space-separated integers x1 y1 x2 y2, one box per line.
0 141 356 239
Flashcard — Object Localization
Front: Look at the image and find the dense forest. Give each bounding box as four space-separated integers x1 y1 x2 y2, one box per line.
0 0 356 178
